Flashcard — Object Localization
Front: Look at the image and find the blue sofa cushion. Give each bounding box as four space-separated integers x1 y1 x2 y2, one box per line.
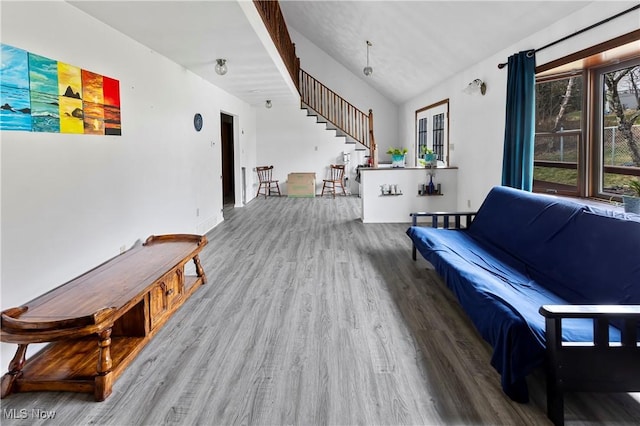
467 186 640 306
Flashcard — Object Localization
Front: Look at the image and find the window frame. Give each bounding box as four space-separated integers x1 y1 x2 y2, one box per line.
533 29 640 201
591 58 640 199
415 98 449 166
534 72 587 197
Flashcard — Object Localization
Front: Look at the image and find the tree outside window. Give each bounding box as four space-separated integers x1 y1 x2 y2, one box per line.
601 63 640 195
533 75 583 194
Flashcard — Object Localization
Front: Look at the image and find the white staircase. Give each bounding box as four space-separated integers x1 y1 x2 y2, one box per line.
299 69 376 163
300 102 367 151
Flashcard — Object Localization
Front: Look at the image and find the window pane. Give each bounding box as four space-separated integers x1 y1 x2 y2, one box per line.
535 76 582 132
432 113 444 161
600 64 640 195
533 132 579 191
418 117 427 158
534 166 578 189
534 76 582 194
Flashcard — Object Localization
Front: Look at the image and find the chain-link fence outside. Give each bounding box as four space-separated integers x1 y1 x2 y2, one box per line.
603 125 639 167
534 126 639 167
534 132 579 162
534 126 640 192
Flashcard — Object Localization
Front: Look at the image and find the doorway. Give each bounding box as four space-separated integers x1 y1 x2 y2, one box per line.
221 113 235 211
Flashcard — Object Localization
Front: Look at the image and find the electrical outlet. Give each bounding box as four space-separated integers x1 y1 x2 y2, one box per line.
196 208 200 217
467 199 471 208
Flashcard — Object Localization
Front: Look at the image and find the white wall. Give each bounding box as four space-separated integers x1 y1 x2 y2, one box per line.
399 1 640 211
290 28 399 162
256 100 366 195
0 1 256 363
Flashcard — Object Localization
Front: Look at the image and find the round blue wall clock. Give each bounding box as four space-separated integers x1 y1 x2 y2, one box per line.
193 113 203 131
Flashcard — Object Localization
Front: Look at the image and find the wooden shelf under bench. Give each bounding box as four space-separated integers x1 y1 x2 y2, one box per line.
1 234 208 401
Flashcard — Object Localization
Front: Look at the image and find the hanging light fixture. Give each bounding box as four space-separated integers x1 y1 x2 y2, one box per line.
215 58 228 76
265 100 272 109
363 41 373 77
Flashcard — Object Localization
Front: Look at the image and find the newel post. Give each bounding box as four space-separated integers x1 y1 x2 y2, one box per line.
369 109 378 168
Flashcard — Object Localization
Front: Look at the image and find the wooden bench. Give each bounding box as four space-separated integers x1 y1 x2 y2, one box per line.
1 234 207 401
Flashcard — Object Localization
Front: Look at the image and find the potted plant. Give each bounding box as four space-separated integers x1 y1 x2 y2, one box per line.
386 147 408 168
622 178 640 214
420 146 436 162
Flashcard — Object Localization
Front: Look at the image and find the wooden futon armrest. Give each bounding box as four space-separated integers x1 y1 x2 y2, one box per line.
539 304 640 347
409 211 477 260
538 304 640 426
410 211 477 228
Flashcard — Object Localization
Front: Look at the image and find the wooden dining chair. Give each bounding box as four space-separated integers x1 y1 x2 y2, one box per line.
256 165 281 198
321 164 346 198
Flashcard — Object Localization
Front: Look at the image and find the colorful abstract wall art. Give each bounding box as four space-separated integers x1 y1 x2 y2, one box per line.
0 44 121 135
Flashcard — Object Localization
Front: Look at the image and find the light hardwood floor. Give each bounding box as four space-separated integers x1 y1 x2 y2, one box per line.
2 196 639 425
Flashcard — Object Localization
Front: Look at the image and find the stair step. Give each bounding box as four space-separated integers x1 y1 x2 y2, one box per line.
300 101 369 152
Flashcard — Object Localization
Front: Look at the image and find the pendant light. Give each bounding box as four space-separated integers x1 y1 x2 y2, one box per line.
215 58 228 76
363 41 373 77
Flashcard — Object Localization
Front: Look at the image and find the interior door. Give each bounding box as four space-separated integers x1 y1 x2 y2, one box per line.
220 113 234 207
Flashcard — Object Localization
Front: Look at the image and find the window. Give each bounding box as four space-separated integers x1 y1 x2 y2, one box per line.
533 33 640 200
596 60 640 198
415 99 449 165
534 74 583 195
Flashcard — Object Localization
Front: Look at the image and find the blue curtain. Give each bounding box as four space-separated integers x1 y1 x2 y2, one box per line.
501 51 536 191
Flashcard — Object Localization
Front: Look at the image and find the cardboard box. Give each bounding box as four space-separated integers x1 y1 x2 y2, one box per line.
287 173 316 197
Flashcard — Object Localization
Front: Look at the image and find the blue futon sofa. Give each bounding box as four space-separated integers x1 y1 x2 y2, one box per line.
407 185 640 425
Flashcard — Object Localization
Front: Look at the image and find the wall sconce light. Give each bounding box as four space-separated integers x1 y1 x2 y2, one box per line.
363 41 373 77
464 79 486 95
215 58 228 76
265 100 272 109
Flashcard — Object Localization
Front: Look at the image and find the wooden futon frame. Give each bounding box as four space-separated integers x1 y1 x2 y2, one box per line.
409 211 640 426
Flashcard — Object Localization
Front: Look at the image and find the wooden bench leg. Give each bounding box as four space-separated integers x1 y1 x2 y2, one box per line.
193 254 207 284
1 344 28 398
95 328 113 401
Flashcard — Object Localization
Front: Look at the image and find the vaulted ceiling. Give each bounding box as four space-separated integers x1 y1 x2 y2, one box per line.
280 1 594 103
69 1 599 106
